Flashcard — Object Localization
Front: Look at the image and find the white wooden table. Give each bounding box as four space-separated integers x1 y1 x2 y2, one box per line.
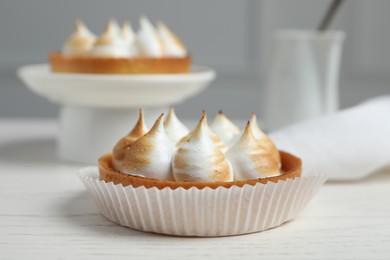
1 119 389 260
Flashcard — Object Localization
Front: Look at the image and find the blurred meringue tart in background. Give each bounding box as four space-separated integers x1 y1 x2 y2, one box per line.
49 17 191 74
99 108 302 190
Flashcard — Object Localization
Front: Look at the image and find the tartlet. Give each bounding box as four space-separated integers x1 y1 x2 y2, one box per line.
99 151 302 190
78 109 326 237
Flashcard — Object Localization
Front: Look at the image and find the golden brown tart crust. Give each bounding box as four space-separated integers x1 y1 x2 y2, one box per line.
49 52 191 74
98 151 302 190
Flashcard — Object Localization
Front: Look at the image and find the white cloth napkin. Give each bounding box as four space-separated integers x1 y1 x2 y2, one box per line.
269 96 390 181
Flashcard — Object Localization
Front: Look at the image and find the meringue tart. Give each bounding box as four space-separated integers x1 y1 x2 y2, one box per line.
99 151 301 190
99 110 301 189
50 18 191 75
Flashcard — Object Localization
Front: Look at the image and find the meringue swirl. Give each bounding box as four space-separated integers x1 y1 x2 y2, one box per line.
121 21 138 56
118 114 175 181
137 16 163 57
226 122 280 180
164 107 189 145
172 113 233 182
90 19 129 58
61 17 187 59
112 109 149 169
62 19 96 56
177 112 228 152
157 21 187 57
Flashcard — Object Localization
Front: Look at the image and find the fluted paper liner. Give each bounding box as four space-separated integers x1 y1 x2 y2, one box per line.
78 167 326 237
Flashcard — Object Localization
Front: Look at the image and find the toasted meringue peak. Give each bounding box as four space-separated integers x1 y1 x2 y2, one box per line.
250 113 267 139
164 107 189 145
137 16 163 57
121 21 135 43
90 19 128 57
172 113 233 182
112 109 149 168
226 122 280 180
102 18 121 36
62 19 96 56
250 113 281 165
99 19 121 41
177 112 228 152
189 112 207 140
210 111 240 145
118 114 175 181
157 21 187 57
111 19 121 34
120 20 139 57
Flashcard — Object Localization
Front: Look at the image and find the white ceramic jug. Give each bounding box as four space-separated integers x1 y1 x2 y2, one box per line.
263 30 345 130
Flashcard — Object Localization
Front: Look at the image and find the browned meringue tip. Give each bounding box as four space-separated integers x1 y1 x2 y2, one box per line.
164 106 175 126
139 15 153 27
135 108 146 127
191 112 208 139
122 20 130 28
156 20 165 29
250 112 257 123
104 18 119 33
148 113 165 134
214 110 232 121
125 108 148 137
157 112 164 120
156 21 171 32
199 111 207 125
201 110 207 118
250 112 265 132
192 111 206 132
75 19 85 31
138 108 144 118
157 21 186 49
121 20 134 35
241 121 255 140
251 112 264 129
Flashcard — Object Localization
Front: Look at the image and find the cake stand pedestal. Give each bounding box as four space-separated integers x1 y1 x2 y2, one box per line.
18 64 215 163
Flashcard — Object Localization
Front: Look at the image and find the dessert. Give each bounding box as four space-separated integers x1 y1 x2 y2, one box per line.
79 108 328 237
99 109 302 189
50 17 191 74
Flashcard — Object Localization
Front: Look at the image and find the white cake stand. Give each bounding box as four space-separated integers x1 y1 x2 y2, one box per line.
18 64 215 163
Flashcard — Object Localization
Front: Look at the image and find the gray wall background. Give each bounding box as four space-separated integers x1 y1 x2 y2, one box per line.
1 0 389 120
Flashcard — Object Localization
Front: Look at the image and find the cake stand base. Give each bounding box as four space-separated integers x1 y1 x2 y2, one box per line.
58 105 165 163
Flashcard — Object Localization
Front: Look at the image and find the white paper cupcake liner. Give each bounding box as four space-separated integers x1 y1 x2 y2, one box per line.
78 167 327 237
